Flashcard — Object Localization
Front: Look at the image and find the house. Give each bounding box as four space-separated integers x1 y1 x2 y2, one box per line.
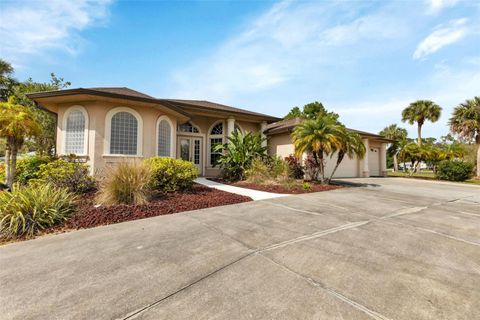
27 87 390 178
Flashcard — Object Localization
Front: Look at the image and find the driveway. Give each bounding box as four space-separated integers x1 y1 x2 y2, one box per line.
1 178 479 320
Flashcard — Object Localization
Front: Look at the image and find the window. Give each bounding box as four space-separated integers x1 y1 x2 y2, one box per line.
178 122 199 133
157 117 172 157
209 121 224 166
110 111 138 155
64 106 88 155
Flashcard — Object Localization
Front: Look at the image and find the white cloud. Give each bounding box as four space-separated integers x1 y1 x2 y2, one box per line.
170 1 406 101
413 18 468 60
426 0 459 14
0 0 113 65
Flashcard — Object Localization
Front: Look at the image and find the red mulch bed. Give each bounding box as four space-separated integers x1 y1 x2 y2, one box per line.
209 178 341 194
50 184 251 232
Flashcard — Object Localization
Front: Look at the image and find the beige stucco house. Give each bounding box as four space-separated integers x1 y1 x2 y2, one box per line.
27 87 390 178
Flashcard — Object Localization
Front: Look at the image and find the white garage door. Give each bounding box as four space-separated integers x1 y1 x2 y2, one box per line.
324 152 359 178
368 147 380 176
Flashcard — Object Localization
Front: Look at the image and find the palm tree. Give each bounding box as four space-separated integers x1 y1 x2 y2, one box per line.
402 100 442 145
328 129 366 182
449 96 480 177
292 115 343 184
0 100 42 188
0 59 17 102
379 124 408 171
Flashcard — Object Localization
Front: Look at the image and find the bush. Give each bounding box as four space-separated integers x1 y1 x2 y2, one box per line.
15 155 54 185
215 131 268 181
246 157 292 186
97 162 152 205
0 184 76 239
436 160 474 181
304 154 321 181
0 162 5 184
37 159 96 194
284 155 304 179
145 157 198 192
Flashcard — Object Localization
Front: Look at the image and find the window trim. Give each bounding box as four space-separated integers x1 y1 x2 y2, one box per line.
207 120 225 167
62 105 89 156
155 115 174 157
104 106 143 156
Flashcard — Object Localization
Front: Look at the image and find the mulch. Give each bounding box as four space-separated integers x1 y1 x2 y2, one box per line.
49 184 251 232
209 178 341 194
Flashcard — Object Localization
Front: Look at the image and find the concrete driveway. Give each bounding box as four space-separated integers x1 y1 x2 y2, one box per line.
1 178 479 320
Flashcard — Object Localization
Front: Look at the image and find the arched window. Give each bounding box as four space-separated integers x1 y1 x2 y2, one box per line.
64 106 88 155
157 116 173 157
178 122 199 133
105 107 142 156
209 121 224 166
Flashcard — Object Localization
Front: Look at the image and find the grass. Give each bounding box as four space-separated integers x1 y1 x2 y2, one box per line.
388 170 480 185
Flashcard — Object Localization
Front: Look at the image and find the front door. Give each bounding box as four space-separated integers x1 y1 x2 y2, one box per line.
178 137 202 175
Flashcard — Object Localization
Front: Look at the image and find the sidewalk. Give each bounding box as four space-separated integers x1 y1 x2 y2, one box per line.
195 178 286 201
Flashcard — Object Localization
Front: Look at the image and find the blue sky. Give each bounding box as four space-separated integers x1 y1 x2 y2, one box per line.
1 0 479 139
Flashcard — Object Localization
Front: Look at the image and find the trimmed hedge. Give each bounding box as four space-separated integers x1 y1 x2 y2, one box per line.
436 160 474 181
145 157 198 192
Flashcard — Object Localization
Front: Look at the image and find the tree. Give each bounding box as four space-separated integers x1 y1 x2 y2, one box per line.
0 59 17 102
285 101 339 120
401 100 441 145
379 124 408 172
10 73 71 155
328 129 366 182
0 100 42 188
292 114 344 184
449 96 480 177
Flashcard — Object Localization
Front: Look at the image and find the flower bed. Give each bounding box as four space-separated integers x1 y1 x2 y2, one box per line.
1 184 251 244
209 178 341 194
60 184 251 230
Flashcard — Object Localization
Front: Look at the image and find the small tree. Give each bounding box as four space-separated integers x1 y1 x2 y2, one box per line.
292 115 343 185
379 124 408 171
449 96 480 178
0 100 41 188
328 129 366 182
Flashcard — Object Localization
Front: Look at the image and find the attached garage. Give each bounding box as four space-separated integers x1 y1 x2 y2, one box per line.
265 118 392 178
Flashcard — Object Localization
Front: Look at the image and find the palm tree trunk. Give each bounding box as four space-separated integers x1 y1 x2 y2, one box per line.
476 140 480 178
318 152 326 185
4 147 11 186
417 124 422 145
10 146 18 190
329 152 344 183
393 152 399 172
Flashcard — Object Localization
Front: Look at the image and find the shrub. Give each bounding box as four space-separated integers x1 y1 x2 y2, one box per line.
0 162 5 184
302 182 312 190
246 157 292 186
37 159 96 194
97 162 152 205
0 184 76 239
284 155 304 179
436 160 474 181
304 154 321 181
15 155 54 185
145 157 198 192
215 131 268 181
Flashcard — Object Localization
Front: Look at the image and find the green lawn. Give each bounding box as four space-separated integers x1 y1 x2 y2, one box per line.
388 170 480 185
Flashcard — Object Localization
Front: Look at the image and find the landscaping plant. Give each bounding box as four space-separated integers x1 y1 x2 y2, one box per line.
97 161 152 205
436 160 474 181
449 96 480 178
145 157 198 192
37 159 96 194
214 130 268 181
0 184 76 239
14 155 53 185
284 155 304 179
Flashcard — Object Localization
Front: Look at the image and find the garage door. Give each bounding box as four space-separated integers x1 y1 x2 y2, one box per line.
368 147 380 176
324 152 359 178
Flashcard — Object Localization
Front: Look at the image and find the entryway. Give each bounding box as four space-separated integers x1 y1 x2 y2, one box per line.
178 136 203 175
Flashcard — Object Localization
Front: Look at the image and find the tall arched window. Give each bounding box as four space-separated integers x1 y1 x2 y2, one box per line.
105 107 143 156
64 106 88 155
157 116 173 157
209 121 224 166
